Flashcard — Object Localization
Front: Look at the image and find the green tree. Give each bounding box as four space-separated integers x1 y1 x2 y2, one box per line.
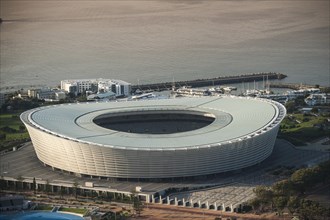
311 107 319 113
273 196 288 216
285 101 295 113
287 196 300 215
45 179 51 193
249 198 261 213
73 179 79 199
295 96 306 107
0 176 7 192
77 95 87 102
32 177 37 195
253 186 274 211
272 179 292 196
297 200 327 220
16 175 24 190
131 190 144 217
0 133 6 140
318 160 330 183
19 125 25 132
291 167 319 194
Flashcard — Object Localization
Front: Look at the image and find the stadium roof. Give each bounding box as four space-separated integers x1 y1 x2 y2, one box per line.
26 96 284 150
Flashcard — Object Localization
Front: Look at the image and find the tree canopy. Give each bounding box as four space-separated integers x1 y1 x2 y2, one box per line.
249 160 330 219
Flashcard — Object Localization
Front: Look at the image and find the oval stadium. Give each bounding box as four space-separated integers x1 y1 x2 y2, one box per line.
21 96 286 180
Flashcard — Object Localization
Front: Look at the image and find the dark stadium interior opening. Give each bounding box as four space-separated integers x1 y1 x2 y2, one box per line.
93 110 215 134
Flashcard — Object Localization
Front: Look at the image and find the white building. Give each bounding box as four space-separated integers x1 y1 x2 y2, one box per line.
28 88 66 101
87 91 116 101
286 88 320 100
61 79 131 96
54 91 66 100
27 88 55 100
98 79 131 97
60 80 96 95
305 93 330 106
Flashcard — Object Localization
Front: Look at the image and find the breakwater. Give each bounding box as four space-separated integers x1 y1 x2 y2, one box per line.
269 83 321 90
132 72 286 91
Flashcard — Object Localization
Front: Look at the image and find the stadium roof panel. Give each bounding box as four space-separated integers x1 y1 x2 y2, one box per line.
28 96 281 150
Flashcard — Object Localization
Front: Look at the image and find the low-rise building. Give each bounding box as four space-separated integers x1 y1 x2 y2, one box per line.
27 89 39 98
61 79 131 97
98 79 131 97
305 93 330 106
87 91 116 101
286 88 320 100
28 88 66 101
36 89 55 100
54 91 66 100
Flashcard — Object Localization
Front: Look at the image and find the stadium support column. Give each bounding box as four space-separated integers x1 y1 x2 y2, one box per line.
142 194 150 203
167 196 170 205
151 194 155 203
182 198 185 207
214 202 217 210
174 197 178 206
159 195 163 204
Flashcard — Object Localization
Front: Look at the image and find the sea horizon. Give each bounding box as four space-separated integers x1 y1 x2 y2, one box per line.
1 0 329 89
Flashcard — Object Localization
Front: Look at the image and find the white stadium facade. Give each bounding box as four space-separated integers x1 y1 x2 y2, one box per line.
21 96 286 180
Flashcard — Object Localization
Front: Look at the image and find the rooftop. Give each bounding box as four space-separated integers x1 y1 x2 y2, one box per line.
22 96 285 150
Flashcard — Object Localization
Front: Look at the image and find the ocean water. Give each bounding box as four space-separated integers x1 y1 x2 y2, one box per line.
0 0 329 90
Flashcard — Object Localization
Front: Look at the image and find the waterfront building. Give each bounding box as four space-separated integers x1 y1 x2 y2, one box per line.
286 88 320 100
61 80 97 95
54 91 66 100
305 93 330 106
97 79 131 97
87 91 116 101
27 89 40 98
61 79 131 96
36 89 55 100
28 88 66 101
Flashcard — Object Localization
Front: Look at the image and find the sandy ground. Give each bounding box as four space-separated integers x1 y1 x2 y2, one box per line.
127 204 284 220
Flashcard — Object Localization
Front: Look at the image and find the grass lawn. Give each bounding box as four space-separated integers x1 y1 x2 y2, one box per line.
0 113 24 130
59 207 87 215
0 113 30 151
35 205 53 211
279 113 329 146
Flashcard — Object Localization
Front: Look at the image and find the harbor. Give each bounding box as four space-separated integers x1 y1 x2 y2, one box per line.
131 72 286 92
